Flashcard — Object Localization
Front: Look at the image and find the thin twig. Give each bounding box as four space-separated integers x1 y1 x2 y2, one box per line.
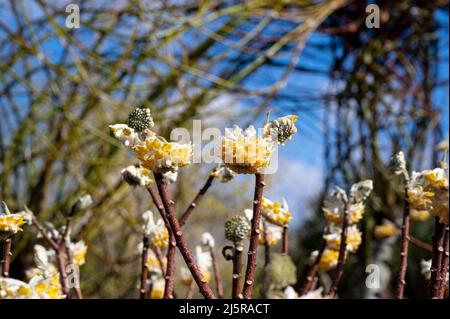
328 201 350 298
242 173 265 299
232 244 244 299
209 245 224 299
437 227 449 298
282 226 288 255
153 172 215 299
1 238 12 277
299 239 326 296
428 217 445 298
147 185 176 299
154 246 167 277
396 182 411 299
179 174 215 227
140 235 150 299
409 235 432 253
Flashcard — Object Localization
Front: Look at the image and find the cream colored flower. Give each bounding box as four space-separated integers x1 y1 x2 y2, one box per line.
145 250 165 275
408 169 448 225
0 202 27 239
260 197 292 227
323 225 362 253
69 240 88 267
284 286 299 299
410 209 430 222
374 222 399 240
299 287 326 299
110 124 192 173
201 232 215 248
219 125 274 174
142 211 169 248
149 277 165 299
311 248 341 272
211 163 236 183
244 209 282 246
196 246 212 282
121 165 154 186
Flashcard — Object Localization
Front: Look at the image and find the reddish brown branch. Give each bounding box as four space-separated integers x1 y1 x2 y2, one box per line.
282 226 289 255
147 185 175 299
242 173 265 299
409 235 433 253
232 244 244 299
179 174 215 227
154 246 166 277
396 184 411 299
140 235 150 299
153 173 215 299
1 238 12 277
299 239 326 296
437 227 449 298
328 201 350 298
428 218 445 298
209 246 224 299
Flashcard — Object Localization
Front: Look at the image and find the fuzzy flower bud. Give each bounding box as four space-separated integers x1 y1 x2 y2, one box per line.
225 215 250 243
390 151 408 177
263 115 298 146
265 254 297 289
127 107 154 132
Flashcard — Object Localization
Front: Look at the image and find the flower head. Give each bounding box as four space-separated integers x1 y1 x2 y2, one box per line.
219 125 274 174
263 115 298 146
110 124 192 173
374 221 398 240
211 163 236 183
201 232 215 248
0 202 27 239
323 225 362 253
196 246 212 282
244 209 282 246
410 209 430 222
407 168 448 225
70 240 88 267
260 197 292 227
121 165 154 186
225 215 251 244
142 211 169 248
314 248 341 272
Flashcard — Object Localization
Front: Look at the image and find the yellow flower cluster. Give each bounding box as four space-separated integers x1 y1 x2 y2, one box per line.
374 222 398 240
408 169 449 225
323 201 364 225
244 209 283 246
410 209 430 222
323 225 362 253
70 240 88 267
220 125 274 174
110 124 192 173
260 197 292 227
0 275 63 299
142 211 170 248
315 248 340 272
146 252 166 274
0 214 26 236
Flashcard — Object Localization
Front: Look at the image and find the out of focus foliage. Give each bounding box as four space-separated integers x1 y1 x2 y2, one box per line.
0 0 448 298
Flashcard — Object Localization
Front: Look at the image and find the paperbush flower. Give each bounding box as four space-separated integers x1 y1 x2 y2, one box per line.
121 165 154 186
260 197 292 227
0 202 27 239
196 246 212 282
211 163 236 183
0 275 63 299
142 211 169 248
263 115 298 146
244 209 283 246
407 168 449 225
110 124 192 173
149 277 165 299
322 181 373 225
70 240 88 267
374 221 398 240
145 250 166 276
314 248 341 272
201 232 215 248
323 225 362 253
219 125 274 174
410 209 430 222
